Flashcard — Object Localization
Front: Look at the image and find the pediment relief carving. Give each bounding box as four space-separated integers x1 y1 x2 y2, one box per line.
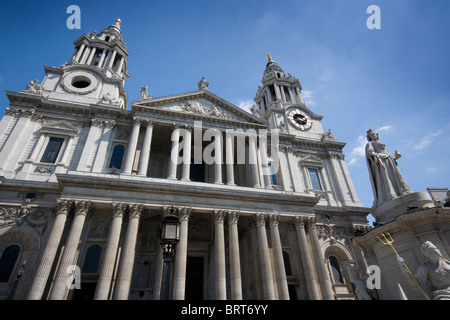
159 98 239 121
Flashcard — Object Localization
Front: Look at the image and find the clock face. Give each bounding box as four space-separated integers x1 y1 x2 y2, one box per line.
287 109 312 130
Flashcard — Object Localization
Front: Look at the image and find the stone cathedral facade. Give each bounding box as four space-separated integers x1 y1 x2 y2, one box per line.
0 20 372 300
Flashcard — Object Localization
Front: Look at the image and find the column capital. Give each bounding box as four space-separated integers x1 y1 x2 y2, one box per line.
227 210 240 224
268 213 280 228
213 209 226 223
142 119 155 127
133 117 143 126
177 207 192 221
128 203 144 218
56 199 72 215
73 200 91 216
255 212 267 227
112 202 127 218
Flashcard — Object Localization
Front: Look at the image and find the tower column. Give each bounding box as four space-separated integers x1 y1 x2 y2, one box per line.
214 210 226 300
308 218 335 300
75 43 86 62
113 203 143 300
137 120 154 176
255 213 275 299
294 216 321 299
172 207 191 300
181 125 192 181
168 124 180 180
94 203 126 300
49 201 91 300
123 118 141 174
86 47 96 65
268 214 289 300
107 50 117 69
27 200 71 300
248 133 260 188
97 48 108 68
214 129 223 184
225 130 235 185
228 211 242 300
259 133 272 188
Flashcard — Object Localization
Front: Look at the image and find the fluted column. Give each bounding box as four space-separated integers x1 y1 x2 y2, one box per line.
308 218 335 300
294 216 321 299
123 118 142 174
168 124 181 180
137 120 154 176
214 130 223 184
49 200 91 300
225 130 235 185
214 210 226 299
259 133 272 188
113 203 143 300
172 207 191 300
94 203 126 300
255 213 275 299
248 133 260 188
27 199 72 300
268 214 289 300
228 211 242 300
181 126 192 181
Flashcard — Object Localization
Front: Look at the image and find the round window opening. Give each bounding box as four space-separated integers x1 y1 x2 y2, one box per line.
72 76 91 89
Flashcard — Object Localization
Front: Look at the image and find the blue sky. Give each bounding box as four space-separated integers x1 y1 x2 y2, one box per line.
1 1 449 223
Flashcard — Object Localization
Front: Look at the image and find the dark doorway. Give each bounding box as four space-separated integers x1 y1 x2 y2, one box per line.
185 256 204 300
71 282 97 300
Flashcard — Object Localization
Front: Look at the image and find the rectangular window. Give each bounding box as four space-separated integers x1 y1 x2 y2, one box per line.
40 137 64 163
269 163 278 185
308 168 322 190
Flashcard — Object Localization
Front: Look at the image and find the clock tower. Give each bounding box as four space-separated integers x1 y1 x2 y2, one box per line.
253 55 325 139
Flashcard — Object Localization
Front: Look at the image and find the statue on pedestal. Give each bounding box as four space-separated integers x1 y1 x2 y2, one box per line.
365 129 411 208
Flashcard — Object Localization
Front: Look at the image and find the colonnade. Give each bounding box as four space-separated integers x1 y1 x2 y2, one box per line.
26 199 335 300
121 119 271 188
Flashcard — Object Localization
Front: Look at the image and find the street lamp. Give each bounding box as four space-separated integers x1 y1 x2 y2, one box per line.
160 207 180 300
8 263 25 300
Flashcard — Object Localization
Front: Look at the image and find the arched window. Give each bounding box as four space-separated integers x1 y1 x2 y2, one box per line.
329 255 344 284
282 251 292 276
0 245 20 282
109 145 125 169
81 245 102 273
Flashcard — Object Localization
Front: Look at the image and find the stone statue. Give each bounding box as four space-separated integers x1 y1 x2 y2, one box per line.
397 241 450 300
198 77 209 91
365 129 411 207
347 264 373 300
140 84 149 99
26 79 43 94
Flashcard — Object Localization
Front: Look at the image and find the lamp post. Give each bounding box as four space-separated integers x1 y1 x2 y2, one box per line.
160 207 180 300
8 263 25 300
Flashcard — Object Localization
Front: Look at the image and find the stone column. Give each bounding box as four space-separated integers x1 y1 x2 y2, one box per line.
214 130 223 184
27 200 72 300
49 200 91 300
97 49 108 68
214 210 226 300
107 50 117 69
94 202 126 300
308 218 335 300
225 130 235 185
255 213 275 299
92 120 116 173
294 216 321 299
248 133 260 188
259 133 272 188
228 211 242 300
113 203 143 300
181 125 192 181
86 47 96 65
268 214 289 300
167 124 180 180
76 119 102 172
172 207 191 300
123 118 142 175
137 120 154 176
75 43 86 62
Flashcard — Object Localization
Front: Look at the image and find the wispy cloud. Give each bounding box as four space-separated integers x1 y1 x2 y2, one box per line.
413 130 442 150
236 98 254 113
377 125 392 132
426 167 438 173
302 90 315 107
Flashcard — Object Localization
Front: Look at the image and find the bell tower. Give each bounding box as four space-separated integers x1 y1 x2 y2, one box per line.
40 19 130 110
253 55 325 138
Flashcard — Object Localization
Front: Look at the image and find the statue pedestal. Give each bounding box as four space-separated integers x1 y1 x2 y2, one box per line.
373 192 435 224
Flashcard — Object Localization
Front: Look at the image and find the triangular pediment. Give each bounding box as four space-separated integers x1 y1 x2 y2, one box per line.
132 91 266 126
41 120 80 136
